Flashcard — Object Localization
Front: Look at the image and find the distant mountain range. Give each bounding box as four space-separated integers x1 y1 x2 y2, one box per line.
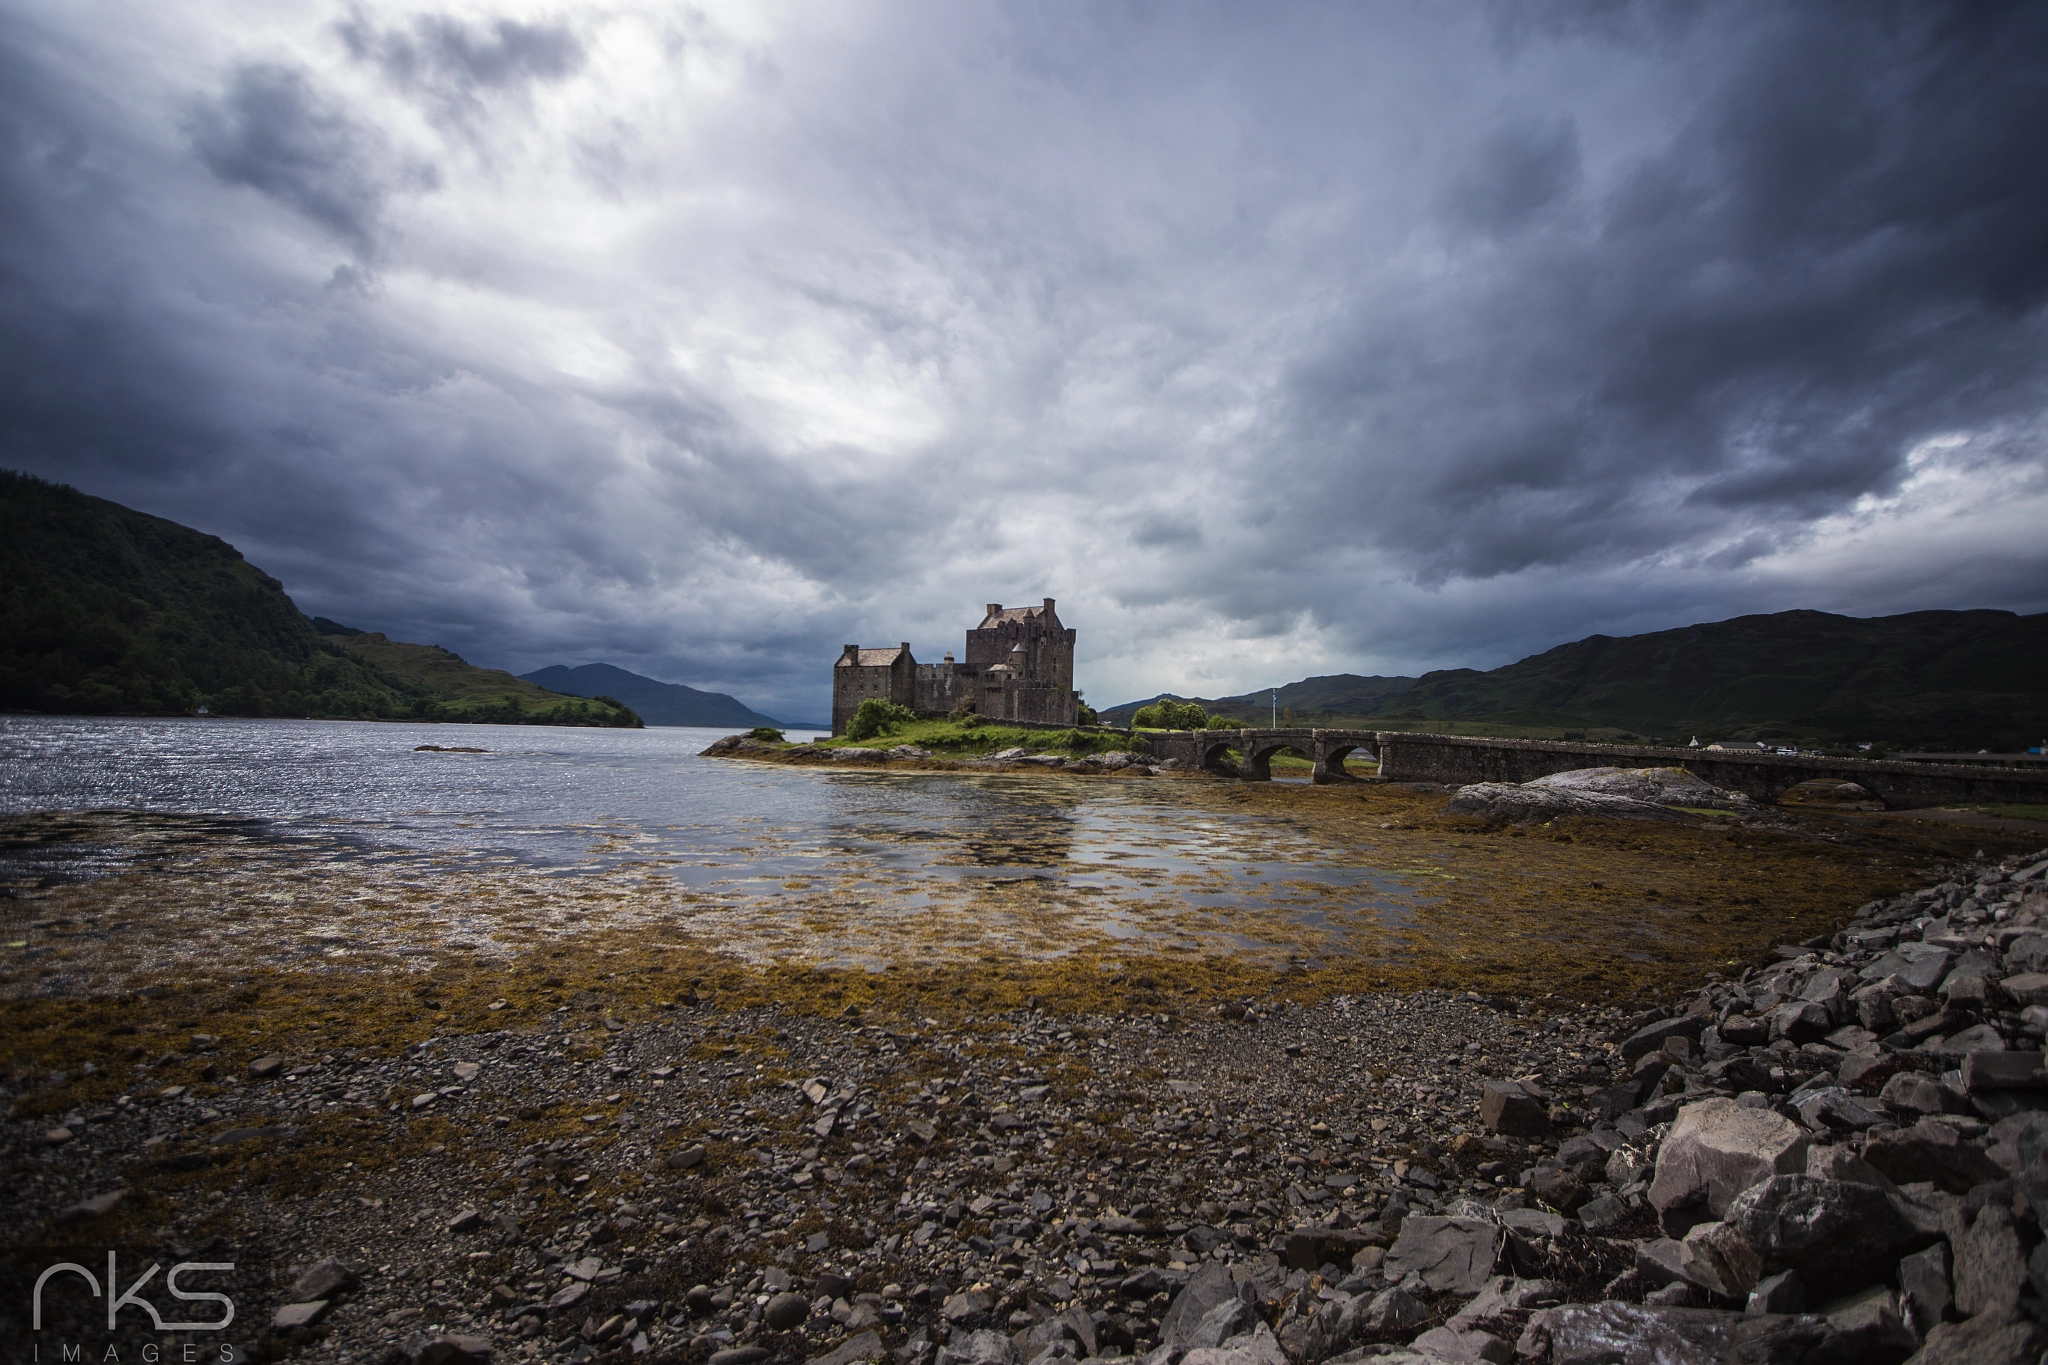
521 662 817 730
1 470 637 727
1101 609 2048 750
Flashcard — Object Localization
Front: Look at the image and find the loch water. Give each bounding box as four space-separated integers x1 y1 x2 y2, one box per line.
0 716 1395 914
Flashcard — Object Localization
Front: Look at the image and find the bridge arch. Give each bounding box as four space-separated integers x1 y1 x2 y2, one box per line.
1238 736 1304 782
1190 732 1241 776
1312 733 1376 784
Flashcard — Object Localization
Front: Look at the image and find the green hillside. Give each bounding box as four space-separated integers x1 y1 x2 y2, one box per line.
0 471 638 727
1105 609 2048 750
322 629 643 728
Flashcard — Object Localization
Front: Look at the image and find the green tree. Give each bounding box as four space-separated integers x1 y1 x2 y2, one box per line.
846 697 915 741
1134 697 1209 730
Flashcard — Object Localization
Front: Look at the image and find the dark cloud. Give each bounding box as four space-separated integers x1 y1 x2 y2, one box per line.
0 1 2043 720
188 64 416 256
338 10 586 124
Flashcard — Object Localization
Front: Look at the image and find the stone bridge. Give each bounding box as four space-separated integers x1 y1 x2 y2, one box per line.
1140 728 1382 784
1138 729 2048 810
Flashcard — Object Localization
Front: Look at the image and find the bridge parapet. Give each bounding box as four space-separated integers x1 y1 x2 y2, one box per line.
1372 732 2048 811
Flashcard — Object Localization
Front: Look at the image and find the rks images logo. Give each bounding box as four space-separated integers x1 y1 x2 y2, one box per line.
25 1253 236 1362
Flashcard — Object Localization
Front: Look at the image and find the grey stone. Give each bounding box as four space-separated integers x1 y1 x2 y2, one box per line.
1899 1243 1952 1340
936 1331 1020 1365
1879 1071 1958 1117
1517 1303 1830 1365
1999 973 2048 1007
808 1332 886 1365
1478 1080 1548 1136
766 1293 811 1330
1362 1287 1429 1332
1963 1051 2046 1092
1678 1220 1761 1298
1725 1175 1941 1297
707 1352 768 1365
1867 944 1955 992
1526 1168 1589 1215
1405 1325 1509 1363
448 1208 482 1234
1577 1194 1629 1233
1619 1015 1703 1065
407 1338 493 1365
289 1258 358 1303
1804 1143 1899 1191
1863 1117 2008 1193
1158 1263 1236 1347
1183 1299 1258 1351
1791 1086 1884 1133
1769 1001 1833 1045
1947 1202 2027 1319
1380 1216 1503 1294
1815 1285 1914 1361
1648 1098 1810 1232
1446 1276 1563 1330
1746 1270 1803 1316
1905 1309 2048 1365
271 1301 329 1330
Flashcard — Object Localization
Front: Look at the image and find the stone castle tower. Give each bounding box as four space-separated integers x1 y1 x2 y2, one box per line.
832 598 1079 734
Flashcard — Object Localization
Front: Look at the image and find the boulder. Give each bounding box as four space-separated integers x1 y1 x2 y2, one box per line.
1648 1099 1810 1232
1478 1080 1549 1136
1962 1051 2047 1093
1905 1309 2048 1365
1863 1118 2008 1193
1282 1226 1376 1272
936 1332 1019 1365
1361 1287 1429 1332
1864 944 1954 993
1814 1285 1915 1362
807 1333 885 1365
765 1293 811 1330
1999 973 2048 1007
1677 1220 1761 1298
1878 1071 1958 1118
1381 1217 1504 1294
1725 1175 1940 1297
1898 1243 1952 1339
1620 1016 1704 1065
1157 1262 1237 1347
1527 1168 1590 1216
1183 1298 1259 1351
1769 1001 1833 1045
1406 1325 1510 1363
1516 1303 1831 1365
289 1258 358 1303
1947 1203 2028 1319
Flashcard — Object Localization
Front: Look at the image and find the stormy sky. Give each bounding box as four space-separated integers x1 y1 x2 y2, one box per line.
4 2 2045 721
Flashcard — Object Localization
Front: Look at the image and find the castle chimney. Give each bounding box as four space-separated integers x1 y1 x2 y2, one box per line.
986 604 1001 618
1044 597 1055 613
841 644 858 662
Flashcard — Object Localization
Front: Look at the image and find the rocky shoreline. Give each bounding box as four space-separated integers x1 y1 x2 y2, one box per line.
699 735 1170 776
11 846 2046 1365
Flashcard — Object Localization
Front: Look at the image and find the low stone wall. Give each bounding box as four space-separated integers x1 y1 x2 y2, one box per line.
1375 732 2048 810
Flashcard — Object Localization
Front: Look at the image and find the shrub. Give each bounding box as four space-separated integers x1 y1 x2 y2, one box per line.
948 698 977 721
747 726 785 743
1205 714 1241 730
846 698 915 742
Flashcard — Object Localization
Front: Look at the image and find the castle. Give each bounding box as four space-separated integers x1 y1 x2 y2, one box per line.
833 599 1079 735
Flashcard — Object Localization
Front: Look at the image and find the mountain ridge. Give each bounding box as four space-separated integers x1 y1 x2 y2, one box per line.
521 662 815 730
1100 609 2048 750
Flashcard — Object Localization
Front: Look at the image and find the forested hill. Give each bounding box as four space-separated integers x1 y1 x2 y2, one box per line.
1105 609 2048 750
0 472 638 726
